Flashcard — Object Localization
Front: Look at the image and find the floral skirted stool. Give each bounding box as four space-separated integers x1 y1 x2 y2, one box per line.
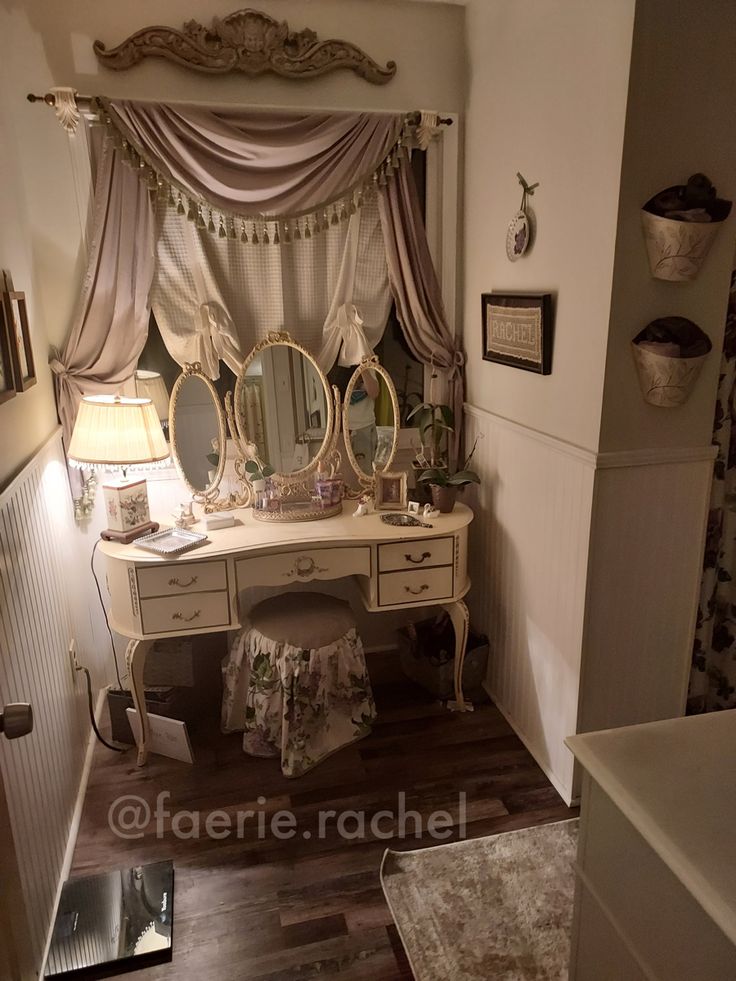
221 592 377 777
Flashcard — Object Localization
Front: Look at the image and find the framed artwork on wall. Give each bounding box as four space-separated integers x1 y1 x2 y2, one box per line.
481 292 553 374
0 300 16 404
2 287 36 391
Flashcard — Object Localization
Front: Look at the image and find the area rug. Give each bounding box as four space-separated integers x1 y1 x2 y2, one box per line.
380 819 578 981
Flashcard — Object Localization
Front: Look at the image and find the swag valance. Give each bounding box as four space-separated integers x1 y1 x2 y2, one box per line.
53 101 464 458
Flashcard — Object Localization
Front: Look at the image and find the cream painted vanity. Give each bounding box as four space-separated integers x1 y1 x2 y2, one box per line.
100 332 473 765
100 504 472 764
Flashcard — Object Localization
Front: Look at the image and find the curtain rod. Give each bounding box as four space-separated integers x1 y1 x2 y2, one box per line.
27 92 453 127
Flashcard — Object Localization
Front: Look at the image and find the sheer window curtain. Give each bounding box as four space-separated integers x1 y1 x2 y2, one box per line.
149 195 391 379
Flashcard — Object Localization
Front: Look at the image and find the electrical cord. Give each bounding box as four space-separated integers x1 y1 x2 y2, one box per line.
91 538 124 689
81 666 125 753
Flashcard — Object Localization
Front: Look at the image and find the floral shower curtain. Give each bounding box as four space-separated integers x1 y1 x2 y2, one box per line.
689 270 736 712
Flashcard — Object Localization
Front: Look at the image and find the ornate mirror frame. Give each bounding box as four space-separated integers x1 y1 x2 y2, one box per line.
342 356 400 494
231 332 341 503
169 363 230 508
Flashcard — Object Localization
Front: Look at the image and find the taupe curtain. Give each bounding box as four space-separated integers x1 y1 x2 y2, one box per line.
51 137 155 443
378 157 464 460
56 102 463 445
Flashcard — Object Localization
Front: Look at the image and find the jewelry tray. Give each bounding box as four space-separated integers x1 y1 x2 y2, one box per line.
134 527 209 556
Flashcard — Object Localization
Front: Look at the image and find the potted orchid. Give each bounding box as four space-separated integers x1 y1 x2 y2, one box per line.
408 401 454 504
417 436 481 513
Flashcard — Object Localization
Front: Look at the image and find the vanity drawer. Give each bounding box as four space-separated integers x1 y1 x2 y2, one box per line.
140 591 231 634
378 566 454 607
137 561 227 598
378 536 454 572
237 546 370 589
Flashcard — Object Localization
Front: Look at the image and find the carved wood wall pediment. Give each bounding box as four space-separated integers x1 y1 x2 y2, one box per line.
93 8 397 85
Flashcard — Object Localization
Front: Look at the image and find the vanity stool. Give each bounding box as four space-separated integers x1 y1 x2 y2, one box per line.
221 592 376 777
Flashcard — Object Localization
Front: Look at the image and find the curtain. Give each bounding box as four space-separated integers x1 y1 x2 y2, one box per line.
56 100 461 442
51 136 155 443
689 270 736 712
378 157 464 461
107 102 402 218
150 195 391 377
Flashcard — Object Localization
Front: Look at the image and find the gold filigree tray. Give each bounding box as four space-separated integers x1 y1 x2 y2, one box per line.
253 501 342 522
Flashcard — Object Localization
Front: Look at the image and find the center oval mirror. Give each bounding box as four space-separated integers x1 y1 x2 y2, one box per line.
170 366 227 498
342 360 399 479
234 336 332 477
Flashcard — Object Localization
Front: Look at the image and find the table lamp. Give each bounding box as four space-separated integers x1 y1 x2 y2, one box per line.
68 395 170 542
135 369 170 431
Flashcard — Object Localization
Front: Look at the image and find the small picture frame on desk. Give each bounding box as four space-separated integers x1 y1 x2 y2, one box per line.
2 287 36 391
375 470 408 510
481 292 553 375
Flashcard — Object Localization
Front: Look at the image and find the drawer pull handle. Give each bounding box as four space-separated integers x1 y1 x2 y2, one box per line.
168 576 198 588
285 556 328 579
172 610 201 622
405 551 431 565
404 584 429 595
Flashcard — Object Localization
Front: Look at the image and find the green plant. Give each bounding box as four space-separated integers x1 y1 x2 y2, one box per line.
417 436 481 488
244 460 275 483
407 402 454 467
206 451 220 468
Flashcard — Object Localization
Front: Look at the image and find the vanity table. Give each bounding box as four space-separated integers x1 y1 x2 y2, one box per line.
100 502 473 765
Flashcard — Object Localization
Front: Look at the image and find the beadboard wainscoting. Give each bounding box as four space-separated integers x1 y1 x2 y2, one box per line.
464 406 595 803
464 405 715 805
0 430 93 977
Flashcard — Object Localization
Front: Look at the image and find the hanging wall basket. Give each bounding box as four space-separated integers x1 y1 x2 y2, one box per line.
631 317 711 407
641 174 732 282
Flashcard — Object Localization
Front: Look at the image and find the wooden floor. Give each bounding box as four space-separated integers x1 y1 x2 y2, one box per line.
72 661 577 980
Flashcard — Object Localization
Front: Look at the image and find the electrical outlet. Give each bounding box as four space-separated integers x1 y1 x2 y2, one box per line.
68 639 81 680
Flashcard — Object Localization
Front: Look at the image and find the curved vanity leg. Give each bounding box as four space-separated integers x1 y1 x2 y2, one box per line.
125 639 155 766
442 599 473 713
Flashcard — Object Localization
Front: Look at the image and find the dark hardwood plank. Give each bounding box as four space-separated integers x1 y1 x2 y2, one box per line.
70 672 578 979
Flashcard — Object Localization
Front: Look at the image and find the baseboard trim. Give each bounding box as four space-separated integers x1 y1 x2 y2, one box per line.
464 403 716 471
483 680 579 807
39 685 107 978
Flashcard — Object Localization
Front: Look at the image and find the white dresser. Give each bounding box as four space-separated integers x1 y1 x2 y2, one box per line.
567 712 736 980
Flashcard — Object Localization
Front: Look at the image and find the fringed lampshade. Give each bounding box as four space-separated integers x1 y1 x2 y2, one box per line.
68 395 169 542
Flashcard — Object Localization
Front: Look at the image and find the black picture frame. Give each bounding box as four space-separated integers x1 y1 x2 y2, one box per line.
481 292 553 374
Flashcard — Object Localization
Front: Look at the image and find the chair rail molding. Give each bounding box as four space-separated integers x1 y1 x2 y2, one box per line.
93 8 397 85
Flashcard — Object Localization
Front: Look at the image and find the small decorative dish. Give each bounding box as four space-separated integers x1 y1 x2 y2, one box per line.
134 527 209 556
380 513 433 529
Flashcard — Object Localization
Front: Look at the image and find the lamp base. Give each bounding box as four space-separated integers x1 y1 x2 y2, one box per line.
101 521 159 544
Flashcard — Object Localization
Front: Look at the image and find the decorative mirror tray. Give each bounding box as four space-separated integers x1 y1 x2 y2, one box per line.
253 500 342 522
380 513 433 529
134 527 209 555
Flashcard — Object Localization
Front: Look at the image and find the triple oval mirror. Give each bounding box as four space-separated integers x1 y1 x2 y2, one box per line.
168 332 401 519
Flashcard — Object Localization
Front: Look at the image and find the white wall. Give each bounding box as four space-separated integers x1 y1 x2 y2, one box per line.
463 0 635 453
25 0 465 114
0 5 85 486
599 0 736 452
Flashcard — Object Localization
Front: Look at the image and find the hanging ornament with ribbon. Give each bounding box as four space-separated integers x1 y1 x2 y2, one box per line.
506 172 539 262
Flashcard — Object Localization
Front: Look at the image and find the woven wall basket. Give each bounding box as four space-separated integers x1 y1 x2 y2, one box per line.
631 343 709 407
640 210 723 282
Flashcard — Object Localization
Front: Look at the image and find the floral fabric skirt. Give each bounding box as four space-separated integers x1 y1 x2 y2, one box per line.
222 622 376 777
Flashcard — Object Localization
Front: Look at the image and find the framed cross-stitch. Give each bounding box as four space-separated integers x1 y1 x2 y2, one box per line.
0 299 16 404
2 288 36 391
481 292 553 374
